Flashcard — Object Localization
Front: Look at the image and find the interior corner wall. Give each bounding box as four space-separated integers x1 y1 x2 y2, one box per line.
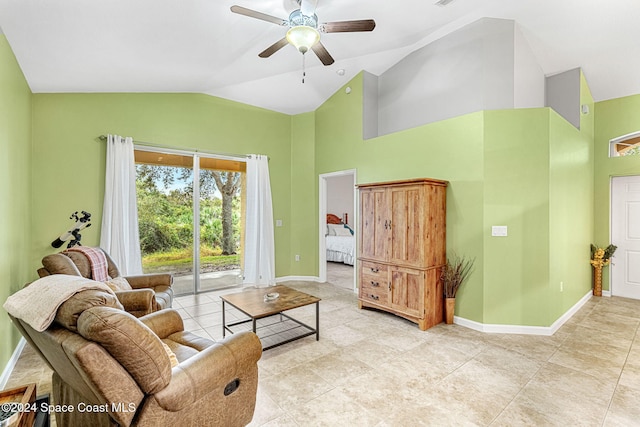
548 107 594 318
377 18 517 137
30 93 294 277
290 112 318 276
481 76 594 328
513 25 545 108
579 71 595 141
0 34 32 373
594 94 640 291
546 68 581 129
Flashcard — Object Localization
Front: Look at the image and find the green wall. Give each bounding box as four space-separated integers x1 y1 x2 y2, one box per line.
481 72 594 327
312 72 596 327
289 112 317 276
594 94 640 290
0 35 32 373
483 109 551 325
548 71 594 317
31 93 293 274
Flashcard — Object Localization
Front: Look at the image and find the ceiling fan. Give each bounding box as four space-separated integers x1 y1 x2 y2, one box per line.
230 0 376 67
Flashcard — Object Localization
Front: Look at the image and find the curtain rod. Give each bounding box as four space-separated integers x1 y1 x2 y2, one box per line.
97 134 255 160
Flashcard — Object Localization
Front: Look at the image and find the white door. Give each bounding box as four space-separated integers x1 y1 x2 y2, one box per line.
611 175 640 299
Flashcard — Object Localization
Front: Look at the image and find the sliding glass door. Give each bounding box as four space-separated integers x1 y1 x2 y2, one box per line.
196 156 245 292
134 148 245 295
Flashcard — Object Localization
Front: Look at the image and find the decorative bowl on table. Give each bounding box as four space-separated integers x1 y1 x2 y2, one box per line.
263 292 279 302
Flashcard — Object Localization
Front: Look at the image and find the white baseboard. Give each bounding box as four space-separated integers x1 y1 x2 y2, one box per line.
275 277 594 335
602 290 612 297
453 290 593 336
0 338 26 389
276 276 322 283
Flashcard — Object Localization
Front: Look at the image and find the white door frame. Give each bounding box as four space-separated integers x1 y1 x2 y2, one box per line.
610 174 640 298
319 169 357 291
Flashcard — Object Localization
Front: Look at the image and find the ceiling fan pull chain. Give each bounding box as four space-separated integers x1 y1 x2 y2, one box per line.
302 53 306 84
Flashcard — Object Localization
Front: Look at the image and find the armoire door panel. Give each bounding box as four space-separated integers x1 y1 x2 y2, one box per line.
389 267 424 318
390 186 424 267
360 188 389 260
390 187 407 263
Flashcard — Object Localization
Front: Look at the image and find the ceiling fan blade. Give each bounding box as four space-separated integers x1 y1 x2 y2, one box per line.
300 0 318 16
259 37 289 58
311 42 335 66
230 5 288 26
319 19 376 33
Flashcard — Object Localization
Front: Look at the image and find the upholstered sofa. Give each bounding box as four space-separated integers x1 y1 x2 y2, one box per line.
9 288 262 427
38 249 173 317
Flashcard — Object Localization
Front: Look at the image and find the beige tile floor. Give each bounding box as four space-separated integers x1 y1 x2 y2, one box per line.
5 267 640 426
326 261 355 291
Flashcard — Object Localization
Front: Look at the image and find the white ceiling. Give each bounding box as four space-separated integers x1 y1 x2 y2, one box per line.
1 0 639 115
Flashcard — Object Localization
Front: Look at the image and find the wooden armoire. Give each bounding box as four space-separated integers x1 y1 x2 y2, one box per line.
357 178 447 330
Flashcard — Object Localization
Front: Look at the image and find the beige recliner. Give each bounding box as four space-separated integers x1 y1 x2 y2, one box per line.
9 289 262 427
38 249 173 317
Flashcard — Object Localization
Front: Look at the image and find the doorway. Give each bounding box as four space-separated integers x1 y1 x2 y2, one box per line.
611 175 640 299
319 170 357 291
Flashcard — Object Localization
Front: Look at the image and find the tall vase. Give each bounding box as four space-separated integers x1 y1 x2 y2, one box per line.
445 298 456 324
593 265 603 297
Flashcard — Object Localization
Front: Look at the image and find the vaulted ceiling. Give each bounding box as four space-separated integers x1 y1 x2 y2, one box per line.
1 0 638 115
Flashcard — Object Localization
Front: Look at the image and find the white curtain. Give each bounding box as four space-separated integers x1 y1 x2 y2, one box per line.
100 134 143 275
243 154 275 286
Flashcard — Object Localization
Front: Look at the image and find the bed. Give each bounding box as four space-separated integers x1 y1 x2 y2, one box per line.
326 214 355 266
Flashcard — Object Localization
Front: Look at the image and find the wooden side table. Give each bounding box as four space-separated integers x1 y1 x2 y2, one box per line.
0 383 36 427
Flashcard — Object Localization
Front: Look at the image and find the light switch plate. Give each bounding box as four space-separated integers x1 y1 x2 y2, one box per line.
275 219 283 227
492 226 508 237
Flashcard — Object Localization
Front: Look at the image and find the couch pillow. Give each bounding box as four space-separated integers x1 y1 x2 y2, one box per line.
105 276 133 292
77 306 171 394
161 341 179 368
55 289 124 332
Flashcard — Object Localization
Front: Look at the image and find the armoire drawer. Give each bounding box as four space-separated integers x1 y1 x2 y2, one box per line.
359 282 388 305
359 261 388 280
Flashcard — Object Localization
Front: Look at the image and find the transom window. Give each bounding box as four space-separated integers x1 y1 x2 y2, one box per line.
610 131 640 157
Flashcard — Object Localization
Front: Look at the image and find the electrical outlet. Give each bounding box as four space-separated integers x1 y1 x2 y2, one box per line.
295 255 300 262
560 281 564 292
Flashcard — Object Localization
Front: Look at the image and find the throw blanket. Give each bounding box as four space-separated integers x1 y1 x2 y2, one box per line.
64 246 109 282
3 274 115 332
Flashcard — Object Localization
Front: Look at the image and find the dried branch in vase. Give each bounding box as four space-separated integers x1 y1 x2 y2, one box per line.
442 254 475 298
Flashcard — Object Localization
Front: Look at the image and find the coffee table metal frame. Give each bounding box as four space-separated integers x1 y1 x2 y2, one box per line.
221 285 320 351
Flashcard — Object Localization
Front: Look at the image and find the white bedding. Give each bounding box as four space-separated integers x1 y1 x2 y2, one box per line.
326 235 355 266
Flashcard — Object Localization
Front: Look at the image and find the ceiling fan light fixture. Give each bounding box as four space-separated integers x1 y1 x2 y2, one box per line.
286 25 320 53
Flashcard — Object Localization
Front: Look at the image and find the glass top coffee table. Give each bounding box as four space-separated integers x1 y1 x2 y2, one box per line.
221 285 320 350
